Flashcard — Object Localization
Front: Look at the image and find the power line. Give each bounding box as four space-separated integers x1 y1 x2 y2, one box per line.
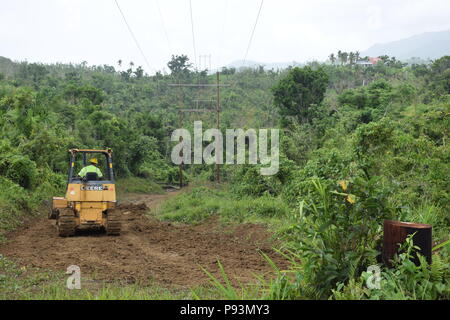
219 0 265 121
216 0 228 71
189 0 198 69
168 83 229 87
243 0 264 67
114 0 153 73
155 0 172 55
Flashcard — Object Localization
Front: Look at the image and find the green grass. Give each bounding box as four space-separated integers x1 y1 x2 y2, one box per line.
157 186 289 226
16 281 253 300
116 177 164 196
0 177 44 242
18 283 187 300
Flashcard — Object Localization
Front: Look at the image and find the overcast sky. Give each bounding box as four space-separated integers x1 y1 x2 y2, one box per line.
1 0 449 74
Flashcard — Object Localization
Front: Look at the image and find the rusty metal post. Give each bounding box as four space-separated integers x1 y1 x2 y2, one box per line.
383 220 432 267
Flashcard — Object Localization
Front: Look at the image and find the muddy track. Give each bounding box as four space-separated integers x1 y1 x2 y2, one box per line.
0 191 288 287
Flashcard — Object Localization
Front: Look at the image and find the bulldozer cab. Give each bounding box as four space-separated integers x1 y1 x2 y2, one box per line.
64 148 116 203
50 148 120 237
68 149 115 183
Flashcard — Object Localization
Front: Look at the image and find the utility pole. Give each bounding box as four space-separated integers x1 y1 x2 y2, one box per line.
177 82 184 189
168 78 229 186
194 99 215 110
178 110 184 189
198 54 212 71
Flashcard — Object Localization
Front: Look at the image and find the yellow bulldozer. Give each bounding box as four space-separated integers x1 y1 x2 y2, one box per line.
49 148 121 237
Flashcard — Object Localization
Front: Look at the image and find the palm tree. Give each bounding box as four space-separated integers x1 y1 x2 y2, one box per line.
341 51 348 65
349 52 355 65
329 53 336 65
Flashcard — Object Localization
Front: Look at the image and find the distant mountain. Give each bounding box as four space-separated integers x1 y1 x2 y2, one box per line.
361 29 450 61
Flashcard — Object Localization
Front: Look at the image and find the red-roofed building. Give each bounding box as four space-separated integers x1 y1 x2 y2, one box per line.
356 57 382 67
369 57 381 65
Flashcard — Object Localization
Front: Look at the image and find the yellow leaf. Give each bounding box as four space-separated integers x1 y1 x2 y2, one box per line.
346 194 356 204
338 180 348 191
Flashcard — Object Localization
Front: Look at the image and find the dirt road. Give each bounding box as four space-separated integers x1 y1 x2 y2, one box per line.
0 190 287 287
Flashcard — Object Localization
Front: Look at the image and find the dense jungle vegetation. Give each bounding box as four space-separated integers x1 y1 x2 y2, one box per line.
0 53 448 299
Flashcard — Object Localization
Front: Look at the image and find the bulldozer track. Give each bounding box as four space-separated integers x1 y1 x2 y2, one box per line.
57 208 76 237
0 192 288 287
106 209 121 236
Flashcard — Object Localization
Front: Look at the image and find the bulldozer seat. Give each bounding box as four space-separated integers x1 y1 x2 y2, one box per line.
78 165 103 179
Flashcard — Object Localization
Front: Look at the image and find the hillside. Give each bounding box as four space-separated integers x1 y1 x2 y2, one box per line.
225 30 450 69
0 54 449 300
0 56 15 77
361 29 450 60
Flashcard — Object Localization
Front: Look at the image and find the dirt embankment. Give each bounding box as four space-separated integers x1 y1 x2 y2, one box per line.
0 191 288 287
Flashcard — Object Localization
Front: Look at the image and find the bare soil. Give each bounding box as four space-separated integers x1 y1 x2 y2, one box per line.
0 191 288 288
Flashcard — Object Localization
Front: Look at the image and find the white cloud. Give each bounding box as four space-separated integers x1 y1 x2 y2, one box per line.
0 0 449 73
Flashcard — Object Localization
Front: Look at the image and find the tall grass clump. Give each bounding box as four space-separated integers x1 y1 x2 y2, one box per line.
158 186 289 224
277 178 392 299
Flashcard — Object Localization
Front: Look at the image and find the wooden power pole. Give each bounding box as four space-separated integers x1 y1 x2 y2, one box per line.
178 110 184 189
215 71 221 183
168 74 228 186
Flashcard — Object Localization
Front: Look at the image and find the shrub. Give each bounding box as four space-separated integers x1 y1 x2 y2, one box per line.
332 236 450 300
230 155 297 197
0 155 37 189
0 177 31 237
279 178 391 299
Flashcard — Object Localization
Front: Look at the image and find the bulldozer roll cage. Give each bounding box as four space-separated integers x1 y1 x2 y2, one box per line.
67 148 115 184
